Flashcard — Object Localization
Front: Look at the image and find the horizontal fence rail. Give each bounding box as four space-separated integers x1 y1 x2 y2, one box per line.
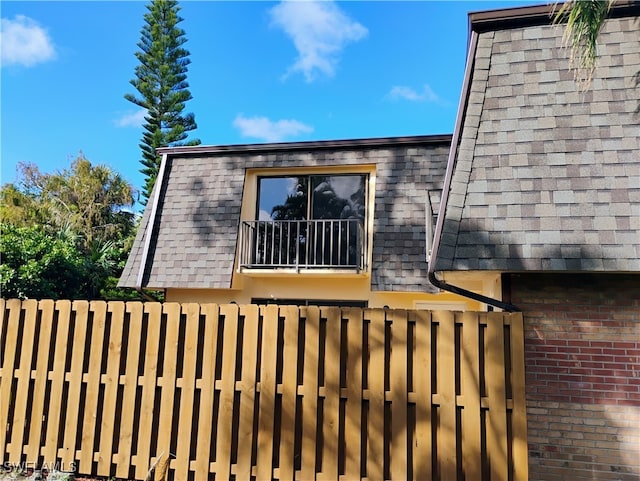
0 299 527 480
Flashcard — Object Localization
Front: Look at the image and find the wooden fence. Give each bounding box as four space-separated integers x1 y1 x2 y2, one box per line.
0 299 527 480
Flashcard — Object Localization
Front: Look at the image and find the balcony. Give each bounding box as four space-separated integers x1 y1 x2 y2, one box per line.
239 219 366 271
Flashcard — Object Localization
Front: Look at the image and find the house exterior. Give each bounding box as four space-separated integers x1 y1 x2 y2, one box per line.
119 135 493 310
119 2 640 479
428 3 640 480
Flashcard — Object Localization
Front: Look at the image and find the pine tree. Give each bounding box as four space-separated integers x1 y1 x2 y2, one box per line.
126 0 200 202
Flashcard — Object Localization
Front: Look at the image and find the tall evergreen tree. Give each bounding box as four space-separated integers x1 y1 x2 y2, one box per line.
126 0 200 202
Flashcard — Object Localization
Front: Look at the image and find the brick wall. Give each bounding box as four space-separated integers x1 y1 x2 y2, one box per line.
507 273 640 481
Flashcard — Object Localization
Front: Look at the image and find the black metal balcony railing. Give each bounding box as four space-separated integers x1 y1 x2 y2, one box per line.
239 219 366 271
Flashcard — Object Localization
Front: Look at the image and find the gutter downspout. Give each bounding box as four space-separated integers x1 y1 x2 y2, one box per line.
427 30 519 313
135 153 169 302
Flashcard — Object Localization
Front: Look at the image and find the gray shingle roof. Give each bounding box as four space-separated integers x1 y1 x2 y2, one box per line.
120 136 450 291
435 6 640 272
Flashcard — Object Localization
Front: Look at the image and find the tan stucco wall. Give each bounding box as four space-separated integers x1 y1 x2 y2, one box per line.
164 271 502 310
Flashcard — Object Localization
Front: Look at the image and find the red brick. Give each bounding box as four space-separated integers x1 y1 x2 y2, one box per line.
511 273 640 481
613 355 637 363
604 347 629 354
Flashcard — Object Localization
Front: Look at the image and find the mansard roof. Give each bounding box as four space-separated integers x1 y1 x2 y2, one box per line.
433 2 640 272
119 135 451 291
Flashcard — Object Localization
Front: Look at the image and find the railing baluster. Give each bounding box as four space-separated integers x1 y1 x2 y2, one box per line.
319 221 323 266
336 220 340 265
288 221 292 265
344 220 349 266
241 219 364 270
341 220 345 265
307 220 312 268
331 220 336 265
254 221 258 264
271 221 276 265
357 222 362 270
296 221 300 269
239 222 244 266
320 220 324 266
261 222 267 265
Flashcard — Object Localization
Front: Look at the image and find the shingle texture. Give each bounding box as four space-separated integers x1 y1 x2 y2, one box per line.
436 14 640 272
120 137 450 291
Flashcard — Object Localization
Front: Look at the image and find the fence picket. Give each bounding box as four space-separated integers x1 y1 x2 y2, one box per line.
509 313 529 481
344 307 363 480
79 301 107 472
194 304 219 479
0 300 20 457
279 305 300 480
300 306 320 480
486 312 509 481
318 307 340 481
60 301 89 469
461 311 482 481
43 300 71 463
412 309 432 481
256 305 279 480
134 302 162 479
155 302 181 477
366 308 385 481
390 309 409 480
8 299 37 463
215 304 240 479
434 310 457 481
97 301 125 476
0 298 5 361
235 304 260 479
0 300 526 481
26 299 54 462
172 303 200 481
114 302 143 479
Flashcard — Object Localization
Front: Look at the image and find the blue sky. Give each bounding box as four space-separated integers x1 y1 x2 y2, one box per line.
1 0 534 195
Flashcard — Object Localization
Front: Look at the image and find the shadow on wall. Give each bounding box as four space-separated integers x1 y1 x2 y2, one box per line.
509 273 640 480
189 177 243 245
370 150 448 292
438 215 632 273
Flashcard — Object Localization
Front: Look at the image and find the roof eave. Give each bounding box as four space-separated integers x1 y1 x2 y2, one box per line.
469 1 640 33
156 134 453 157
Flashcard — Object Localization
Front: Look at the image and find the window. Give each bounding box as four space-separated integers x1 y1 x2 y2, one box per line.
239 174 368 270
257 174 367 223
252 298 367 308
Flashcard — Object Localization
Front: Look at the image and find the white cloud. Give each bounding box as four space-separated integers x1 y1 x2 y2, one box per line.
233 114 313 143
114 109 147 128
1 15 55 67
259 209 273 221
388 84 442 103
270 1 367 82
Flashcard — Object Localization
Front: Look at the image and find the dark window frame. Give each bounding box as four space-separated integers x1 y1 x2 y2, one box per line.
256 173 369 222
252 298 368 308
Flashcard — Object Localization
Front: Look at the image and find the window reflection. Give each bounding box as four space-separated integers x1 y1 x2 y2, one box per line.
258 174 366 221
248 174 368 269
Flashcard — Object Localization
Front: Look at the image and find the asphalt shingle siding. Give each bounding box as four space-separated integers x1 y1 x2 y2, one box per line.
119 138 450 291
436 15 640 272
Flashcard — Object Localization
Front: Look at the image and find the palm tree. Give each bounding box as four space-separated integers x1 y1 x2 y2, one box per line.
554 0 614 89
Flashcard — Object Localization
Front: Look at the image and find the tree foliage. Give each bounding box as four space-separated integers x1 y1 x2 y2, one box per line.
0 155 141 300
0 224 86 299
554 0 613 89
126 0 200 202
